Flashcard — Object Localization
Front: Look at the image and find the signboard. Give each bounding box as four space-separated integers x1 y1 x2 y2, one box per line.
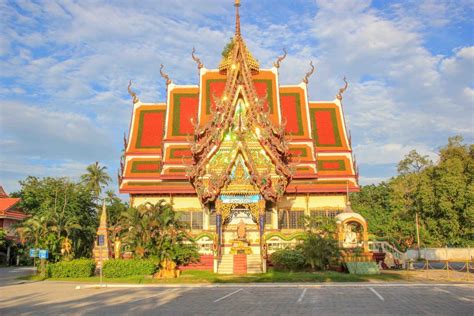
221 194 260 204
38 249 49 259
29 248 37 258
98 235 105 246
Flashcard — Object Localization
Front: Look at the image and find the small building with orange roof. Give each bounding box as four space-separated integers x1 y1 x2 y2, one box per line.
0 186 27 238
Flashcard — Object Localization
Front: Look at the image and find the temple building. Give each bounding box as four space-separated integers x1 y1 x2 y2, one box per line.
119 1 369 274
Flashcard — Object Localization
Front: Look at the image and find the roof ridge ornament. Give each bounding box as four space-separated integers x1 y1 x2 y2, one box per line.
336 76 348 101
191 47 204 70
159 64 172 86
127 80 140 104
273 48 287 69
302 61 315 84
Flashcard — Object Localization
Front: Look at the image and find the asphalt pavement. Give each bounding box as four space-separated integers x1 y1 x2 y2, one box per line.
0 280 472 315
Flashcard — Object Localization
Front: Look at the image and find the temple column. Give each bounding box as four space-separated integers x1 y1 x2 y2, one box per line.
215 200 223 258
272 207 278 229
203 207 210 230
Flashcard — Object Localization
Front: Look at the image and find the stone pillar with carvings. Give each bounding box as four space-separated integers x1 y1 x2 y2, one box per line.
93 202 111 269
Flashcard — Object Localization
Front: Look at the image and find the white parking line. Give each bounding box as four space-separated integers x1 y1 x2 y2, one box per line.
297 288 307 303
369 287 384 301
434 287 451 294
214 288 243 303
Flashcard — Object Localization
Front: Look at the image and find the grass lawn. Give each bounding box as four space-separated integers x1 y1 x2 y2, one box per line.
19 268 404 284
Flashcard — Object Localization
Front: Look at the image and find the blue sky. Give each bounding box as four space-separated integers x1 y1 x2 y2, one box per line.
0 0 473 194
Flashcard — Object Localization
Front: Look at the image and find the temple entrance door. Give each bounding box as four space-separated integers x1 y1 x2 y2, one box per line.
222 205 256 255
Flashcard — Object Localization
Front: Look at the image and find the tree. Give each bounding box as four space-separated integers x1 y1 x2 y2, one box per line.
397 150 432 175
118 200 199 265
15 177 97 261
352 136 473 249
81 162 112 200
104 190 129 237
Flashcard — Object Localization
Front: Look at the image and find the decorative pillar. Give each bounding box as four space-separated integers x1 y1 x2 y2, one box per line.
216 214 222 256
203 207 210 230
93 202 111 269
215 199 223 257
272 207 278 229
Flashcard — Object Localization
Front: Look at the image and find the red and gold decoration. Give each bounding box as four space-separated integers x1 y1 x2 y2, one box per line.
118 0 366 274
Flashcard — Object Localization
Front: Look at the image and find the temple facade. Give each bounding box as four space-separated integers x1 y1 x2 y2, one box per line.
119 1 368 274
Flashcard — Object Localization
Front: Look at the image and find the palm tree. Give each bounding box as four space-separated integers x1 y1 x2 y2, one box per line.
81 162 111 200
118 200 195 262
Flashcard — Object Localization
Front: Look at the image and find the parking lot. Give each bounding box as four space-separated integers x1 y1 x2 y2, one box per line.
1 280 473 315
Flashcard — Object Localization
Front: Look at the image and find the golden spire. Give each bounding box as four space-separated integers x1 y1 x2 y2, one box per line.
218 0 259 73
235 0 241 37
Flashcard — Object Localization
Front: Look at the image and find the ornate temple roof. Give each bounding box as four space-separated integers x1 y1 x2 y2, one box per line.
119 1 359 197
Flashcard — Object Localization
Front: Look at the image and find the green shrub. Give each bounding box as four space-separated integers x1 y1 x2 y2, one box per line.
48 259 95 278
102 259 157 278
297 233 340 271
270 249 306 271
173 244 200 266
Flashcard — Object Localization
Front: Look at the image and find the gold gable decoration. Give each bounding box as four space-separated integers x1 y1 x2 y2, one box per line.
219 37 259 74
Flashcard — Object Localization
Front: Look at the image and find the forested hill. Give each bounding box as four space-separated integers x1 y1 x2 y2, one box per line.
351 136 473 250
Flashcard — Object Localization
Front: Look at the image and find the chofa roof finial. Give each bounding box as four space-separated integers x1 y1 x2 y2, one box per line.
336 76 348 101
192 47 204 70
127 80 140 104
273 48 287 69
302 61 315 84
160 64 172 86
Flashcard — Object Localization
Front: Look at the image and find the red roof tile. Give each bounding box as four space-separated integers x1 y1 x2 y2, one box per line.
0 198 20 213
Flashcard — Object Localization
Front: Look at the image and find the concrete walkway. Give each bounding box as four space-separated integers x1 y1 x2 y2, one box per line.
0 266 36 286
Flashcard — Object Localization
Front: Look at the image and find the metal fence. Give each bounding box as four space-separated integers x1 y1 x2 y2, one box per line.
405 259 474 281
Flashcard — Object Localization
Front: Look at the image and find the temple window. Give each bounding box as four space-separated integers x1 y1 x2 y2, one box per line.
265 210 272 225
209 212 216 226
310 209 341 218
192 211 203 229
176 211 203 230
278 210 304 229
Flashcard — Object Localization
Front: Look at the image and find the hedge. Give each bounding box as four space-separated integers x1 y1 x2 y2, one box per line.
102 259 157 278
48 259 95 278
270 249 306 271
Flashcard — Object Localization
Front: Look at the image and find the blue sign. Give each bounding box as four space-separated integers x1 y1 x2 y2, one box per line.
29 248 37 258
98 235 105 246
38 249 49 259
221 194 260 204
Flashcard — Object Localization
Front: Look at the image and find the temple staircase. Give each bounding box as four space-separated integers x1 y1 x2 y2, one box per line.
247 254 263 274
217 254 263 274
217 254 234 274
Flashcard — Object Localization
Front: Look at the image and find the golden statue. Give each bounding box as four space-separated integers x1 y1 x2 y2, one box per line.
114 237 122 259
237 219 246 240
61 237 72 256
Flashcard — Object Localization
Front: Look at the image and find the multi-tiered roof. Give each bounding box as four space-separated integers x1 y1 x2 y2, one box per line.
119 1 359 199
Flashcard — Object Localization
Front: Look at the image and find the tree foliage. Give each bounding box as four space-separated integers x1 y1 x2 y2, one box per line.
81 161 111 200
15 176 98 260
116 200 199 265
352 136 473 249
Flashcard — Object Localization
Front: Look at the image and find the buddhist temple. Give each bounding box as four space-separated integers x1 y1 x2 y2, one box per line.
119 1 369 274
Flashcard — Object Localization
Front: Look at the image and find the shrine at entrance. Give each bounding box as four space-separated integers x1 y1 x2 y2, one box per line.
119 1 369 274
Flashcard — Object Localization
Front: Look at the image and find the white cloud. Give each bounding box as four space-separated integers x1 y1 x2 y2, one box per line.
0 101 113 160
354 142 438 166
